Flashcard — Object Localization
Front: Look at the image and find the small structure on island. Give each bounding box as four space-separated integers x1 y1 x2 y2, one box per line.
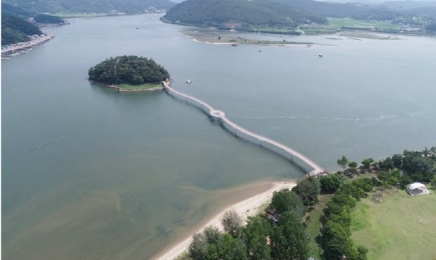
407 182 430 196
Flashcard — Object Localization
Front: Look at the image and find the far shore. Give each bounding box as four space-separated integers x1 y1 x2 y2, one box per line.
1 34 55 56
154 181 297 260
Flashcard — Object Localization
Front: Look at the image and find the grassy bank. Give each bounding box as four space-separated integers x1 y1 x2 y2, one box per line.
305 194 333 260
118 82 163 92
53 13 109 18
351 189 436 260
182 28 314 46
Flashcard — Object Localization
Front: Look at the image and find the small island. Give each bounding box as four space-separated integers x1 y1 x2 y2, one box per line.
88 55 170 92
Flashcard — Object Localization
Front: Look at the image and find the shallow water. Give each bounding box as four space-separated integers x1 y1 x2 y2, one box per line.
2 14 436 259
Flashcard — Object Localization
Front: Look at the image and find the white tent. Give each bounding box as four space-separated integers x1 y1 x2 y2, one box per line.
407 182 430 196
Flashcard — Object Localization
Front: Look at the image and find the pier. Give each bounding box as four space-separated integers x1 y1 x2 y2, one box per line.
163 81 325 176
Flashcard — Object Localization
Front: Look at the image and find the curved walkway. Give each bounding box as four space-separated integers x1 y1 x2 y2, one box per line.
162 81 325 176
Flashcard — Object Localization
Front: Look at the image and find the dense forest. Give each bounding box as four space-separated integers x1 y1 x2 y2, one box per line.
88 56 170 85
2 0 175 14
181 147 435 260
34 14 65 24
163 0 327 30
1 14 42 45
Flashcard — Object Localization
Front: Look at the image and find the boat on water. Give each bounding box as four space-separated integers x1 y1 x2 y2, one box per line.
318 54 323 57
186 80 192 84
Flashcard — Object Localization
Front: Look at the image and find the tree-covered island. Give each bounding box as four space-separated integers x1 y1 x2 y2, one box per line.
88 55 170 92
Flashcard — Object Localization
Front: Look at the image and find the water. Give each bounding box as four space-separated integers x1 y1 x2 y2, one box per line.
2 14 436 259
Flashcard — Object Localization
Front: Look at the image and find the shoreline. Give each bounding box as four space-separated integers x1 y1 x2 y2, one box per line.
89 80 164 92
1 34 55 57
154 181 297 260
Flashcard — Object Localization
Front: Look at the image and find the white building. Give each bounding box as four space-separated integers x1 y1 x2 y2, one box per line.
407 182 430 196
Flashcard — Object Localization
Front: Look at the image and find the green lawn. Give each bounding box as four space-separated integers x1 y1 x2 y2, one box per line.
305 194 333 260
53 13 109 18
327 17 400 30
118 82 163 92
300 17 402 34
351 189 436 260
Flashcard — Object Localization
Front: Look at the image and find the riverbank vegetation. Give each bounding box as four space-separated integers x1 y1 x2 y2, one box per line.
178 147 435 260
88 55 170 87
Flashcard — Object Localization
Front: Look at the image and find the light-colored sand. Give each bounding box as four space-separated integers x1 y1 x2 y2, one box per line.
155 181 296 260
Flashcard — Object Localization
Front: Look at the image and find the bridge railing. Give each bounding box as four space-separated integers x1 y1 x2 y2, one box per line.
163 82 325 176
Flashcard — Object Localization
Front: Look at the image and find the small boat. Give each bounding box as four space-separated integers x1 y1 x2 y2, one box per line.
186 80 192 84
318 54 323 57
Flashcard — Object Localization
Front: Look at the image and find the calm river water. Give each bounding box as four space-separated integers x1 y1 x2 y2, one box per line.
2 14 436 259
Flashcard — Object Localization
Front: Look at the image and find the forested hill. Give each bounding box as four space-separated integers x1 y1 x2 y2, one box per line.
1 2 35 19
88 56 170 85
1 15 42 45
1 0 175 14
162 0 327 30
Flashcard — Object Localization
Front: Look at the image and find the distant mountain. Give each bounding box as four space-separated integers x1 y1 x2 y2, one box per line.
269 0 436 22
381 0 436 9
1 3 35 19
270 0 399 20
162 0 327 31
1 0 176 14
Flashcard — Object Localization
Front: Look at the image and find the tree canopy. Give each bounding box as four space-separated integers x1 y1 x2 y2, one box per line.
88 56 170 85
1 14 42 45
34 14 65 24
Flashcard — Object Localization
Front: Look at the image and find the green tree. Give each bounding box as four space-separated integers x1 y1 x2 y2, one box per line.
391 154 402 168
189 226 224 260
242 217 271 260
270 211 309 260
337 156 349 171
221 210 243 238
220 234 248 260
361 158 374 170
320 174 343 193
270 189 304 217
292 176 321 206
189 232 209 259
348 161 358 169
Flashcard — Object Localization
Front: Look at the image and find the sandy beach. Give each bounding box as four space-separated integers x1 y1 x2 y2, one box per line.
155 181 297 260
